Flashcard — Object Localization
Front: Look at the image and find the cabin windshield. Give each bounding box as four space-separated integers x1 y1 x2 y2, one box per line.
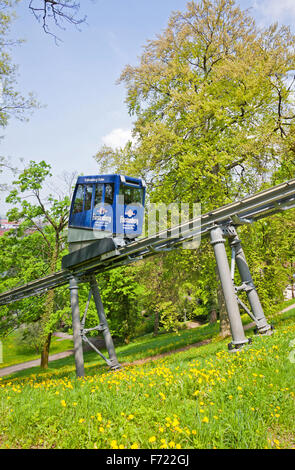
84 185 93 211
72 185 84 214
119 185 143 205
94 183 103 207
105 183 114 205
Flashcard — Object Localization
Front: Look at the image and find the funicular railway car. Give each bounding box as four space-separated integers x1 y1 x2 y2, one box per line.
68 174 146 253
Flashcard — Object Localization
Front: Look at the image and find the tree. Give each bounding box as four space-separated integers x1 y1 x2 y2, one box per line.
96 0 295 200
94 0 295 335
28 0 86 43
0 1 38 130
99 265 145 344
5 160 70 368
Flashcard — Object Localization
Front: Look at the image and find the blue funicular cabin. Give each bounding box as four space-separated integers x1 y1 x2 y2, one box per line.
68 174 146 253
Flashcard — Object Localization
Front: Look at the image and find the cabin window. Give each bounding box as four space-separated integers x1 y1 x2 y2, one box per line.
84 185 93 211
94 183 103 207
73 185 84 214
104 183 114 205
119 185 143 205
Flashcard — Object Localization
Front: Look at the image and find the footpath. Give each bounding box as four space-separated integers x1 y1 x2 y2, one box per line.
1 302 295 378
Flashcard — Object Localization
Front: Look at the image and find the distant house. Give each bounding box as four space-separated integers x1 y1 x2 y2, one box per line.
0 219 20 236
284 273 295 300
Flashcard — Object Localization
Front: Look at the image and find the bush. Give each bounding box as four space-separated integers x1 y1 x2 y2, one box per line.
15 323 43 354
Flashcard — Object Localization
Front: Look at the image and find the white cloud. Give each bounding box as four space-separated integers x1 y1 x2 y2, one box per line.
101 128 134 149
252 0 295 25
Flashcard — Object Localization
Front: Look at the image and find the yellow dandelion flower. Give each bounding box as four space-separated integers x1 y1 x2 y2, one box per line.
149 436 156 443
111 440 118 449
130 443 139 449
202 416 209 423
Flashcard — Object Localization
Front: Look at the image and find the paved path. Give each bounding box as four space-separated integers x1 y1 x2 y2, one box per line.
0 350 74 378
1 302 295 378
280 303 295 313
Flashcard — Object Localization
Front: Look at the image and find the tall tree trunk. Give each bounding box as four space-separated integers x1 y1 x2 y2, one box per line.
40 243 59 369
209 308 217 324
153 309 159 336
40 332 52 369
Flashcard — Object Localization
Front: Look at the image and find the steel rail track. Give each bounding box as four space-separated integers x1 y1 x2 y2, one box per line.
1 178 295 306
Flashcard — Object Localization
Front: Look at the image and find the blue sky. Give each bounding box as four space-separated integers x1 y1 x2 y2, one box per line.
1 0 295 215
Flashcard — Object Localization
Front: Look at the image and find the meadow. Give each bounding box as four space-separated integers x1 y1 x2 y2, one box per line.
0 306 295 449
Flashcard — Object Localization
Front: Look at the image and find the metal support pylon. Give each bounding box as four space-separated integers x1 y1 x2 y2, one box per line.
69 275 121 377
88 274 121 371
210 226 249 350
228 228 273 336
69 277 85 377
211 224 273 351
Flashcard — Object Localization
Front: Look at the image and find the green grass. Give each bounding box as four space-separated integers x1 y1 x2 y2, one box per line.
0 331 73 369
0 306 295 449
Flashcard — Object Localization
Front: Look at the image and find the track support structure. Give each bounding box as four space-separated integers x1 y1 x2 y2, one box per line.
228 229 272 336
69 275 121 378
210 224 272 351
69 277 85 377
210 226 249 350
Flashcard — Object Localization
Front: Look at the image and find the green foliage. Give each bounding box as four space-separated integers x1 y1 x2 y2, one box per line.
1 160 71 366
93 0 295 334
96 0 295 204
98 266 145 343
0 1 38 129
157 301 180 333
15 323 43 354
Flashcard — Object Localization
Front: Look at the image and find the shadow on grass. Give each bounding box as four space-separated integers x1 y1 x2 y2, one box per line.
3 307 295 384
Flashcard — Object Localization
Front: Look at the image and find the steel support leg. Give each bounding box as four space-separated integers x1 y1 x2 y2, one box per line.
89 275 121 370
229 232 272 335
69 276 85 377
210 226 249 349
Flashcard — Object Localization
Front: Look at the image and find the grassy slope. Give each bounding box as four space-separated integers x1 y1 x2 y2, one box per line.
0 333 73 369
0 306 295 449
1 298 294 371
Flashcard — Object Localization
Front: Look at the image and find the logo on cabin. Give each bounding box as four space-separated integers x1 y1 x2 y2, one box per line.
92 206 112 224
98 207 107 216
93 206 108 217
125 209 137 218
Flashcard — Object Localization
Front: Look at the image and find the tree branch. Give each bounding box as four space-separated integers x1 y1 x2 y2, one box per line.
28 0 86 43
